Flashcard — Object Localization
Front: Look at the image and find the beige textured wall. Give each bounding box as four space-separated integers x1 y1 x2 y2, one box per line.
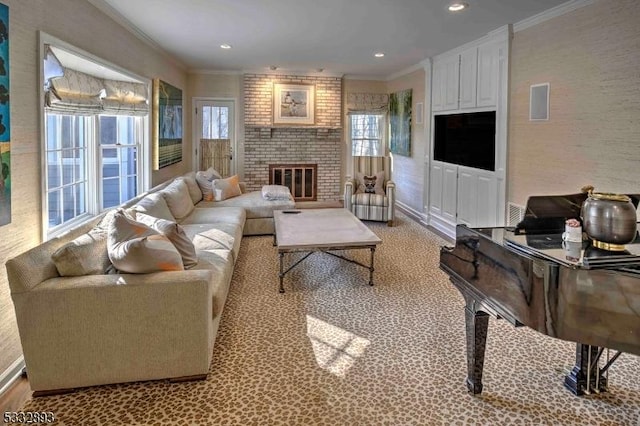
0 0 187 376
508 0 640 207
387 69 426 215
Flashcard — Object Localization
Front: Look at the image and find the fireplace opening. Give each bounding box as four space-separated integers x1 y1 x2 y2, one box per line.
269 164 317 201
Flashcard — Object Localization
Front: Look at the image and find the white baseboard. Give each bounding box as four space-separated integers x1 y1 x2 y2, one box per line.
395 201 427 224
427 214 457 240
0 357 25 396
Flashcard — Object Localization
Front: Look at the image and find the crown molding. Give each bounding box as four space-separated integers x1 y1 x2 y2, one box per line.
385 62 425 82
343 74 386 81
87 0 188 71
189 69 243 76
243 68 344 78
513 0 596 32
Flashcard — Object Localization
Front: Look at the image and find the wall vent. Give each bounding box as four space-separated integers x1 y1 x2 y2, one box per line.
507 202 526 226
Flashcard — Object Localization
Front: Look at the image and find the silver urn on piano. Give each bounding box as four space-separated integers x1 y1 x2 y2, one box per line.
581 185 638 251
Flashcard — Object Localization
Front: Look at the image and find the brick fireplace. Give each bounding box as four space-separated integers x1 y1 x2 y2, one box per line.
243 74 342 201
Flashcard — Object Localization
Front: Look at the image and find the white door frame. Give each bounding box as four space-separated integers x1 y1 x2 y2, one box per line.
192 97 238 174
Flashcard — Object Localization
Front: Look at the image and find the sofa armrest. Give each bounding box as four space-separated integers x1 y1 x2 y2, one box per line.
344 178 355 210
385 180 396 222
11 270 216 391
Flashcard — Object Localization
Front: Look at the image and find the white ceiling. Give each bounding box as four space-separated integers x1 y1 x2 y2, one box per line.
93 0 569 78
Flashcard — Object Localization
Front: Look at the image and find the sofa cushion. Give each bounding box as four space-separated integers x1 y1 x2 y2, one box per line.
107 210 184 273
132 193 175 222
136 213 198 269
183 222 243 263
356 171 385 196
180 173 203 204
195 168 223 201
180 206 246 228
51 228 111 276
212 175 241 201
197 191 294 219
351 192 389 207
161 179 195 220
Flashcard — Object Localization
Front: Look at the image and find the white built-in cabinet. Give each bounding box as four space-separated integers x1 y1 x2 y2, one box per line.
427 29 509 239
432 40 499 112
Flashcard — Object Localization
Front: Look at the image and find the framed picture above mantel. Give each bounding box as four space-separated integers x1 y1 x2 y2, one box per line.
273 82 315 125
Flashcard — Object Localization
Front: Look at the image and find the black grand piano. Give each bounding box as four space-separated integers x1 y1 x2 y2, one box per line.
440 193 640 396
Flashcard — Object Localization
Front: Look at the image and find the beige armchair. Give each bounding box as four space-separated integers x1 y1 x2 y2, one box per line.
344 156 395 226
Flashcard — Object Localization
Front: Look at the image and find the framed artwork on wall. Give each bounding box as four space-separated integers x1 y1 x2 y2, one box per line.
0 2 10 226
273 82 315 125
153 79 183 169
389 88 412 157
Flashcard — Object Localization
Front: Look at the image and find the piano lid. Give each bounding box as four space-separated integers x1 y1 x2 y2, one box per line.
515 192 640 235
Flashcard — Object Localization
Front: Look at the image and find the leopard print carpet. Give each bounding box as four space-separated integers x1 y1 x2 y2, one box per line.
20 213 640 425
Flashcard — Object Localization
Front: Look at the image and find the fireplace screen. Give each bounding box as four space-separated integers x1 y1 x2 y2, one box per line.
269 164 317 201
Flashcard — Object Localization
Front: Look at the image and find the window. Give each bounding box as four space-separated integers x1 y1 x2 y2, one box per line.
45 114 144 231
41 36 150 238
351 114 384 156
99 116 140 209
202 106 229 139
46 115 88 227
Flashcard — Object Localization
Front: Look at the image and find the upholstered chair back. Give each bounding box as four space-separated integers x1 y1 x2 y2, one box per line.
352 156 391 183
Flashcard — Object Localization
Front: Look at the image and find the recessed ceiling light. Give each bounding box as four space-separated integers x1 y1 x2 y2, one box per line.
374 52 385 58
269 65 278 70
448 3 468 12
220 44 232 49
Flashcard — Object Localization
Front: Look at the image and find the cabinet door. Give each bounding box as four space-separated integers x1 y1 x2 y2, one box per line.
459 47 478 109
431 61 444 112
456 166 498 227
429 162 444 215
441 163 458 223
443 56 460 110
475 172 498 227
477 41 499 107
456 168 477 226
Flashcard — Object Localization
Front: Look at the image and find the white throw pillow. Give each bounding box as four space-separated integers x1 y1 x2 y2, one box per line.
132 193 175 222
107 210 184 273
161 179 195 220
180 174 203 204
136 213 198 269
51 228 111 276
195 171 215 201
261 185 292 201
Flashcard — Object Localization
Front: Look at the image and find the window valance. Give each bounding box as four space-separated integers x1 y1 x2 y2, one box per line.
346 93 389 115
44 46 149 116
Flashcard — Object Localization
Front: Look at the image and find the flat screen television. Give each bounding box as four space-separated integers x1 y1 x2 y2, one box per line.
433 111 496 171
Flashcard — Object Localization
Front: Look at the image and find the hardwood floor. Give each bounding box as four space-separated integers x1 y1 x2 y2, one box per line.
0 376 31 414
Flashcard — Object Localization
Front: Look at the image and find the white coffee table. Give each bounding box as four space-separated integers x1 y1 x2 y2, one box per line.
273 208 382 293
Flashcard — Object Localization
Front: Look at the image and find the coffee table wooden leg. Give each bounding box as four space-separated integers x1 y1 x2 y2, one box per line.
369 246 375 286
279 252 285 293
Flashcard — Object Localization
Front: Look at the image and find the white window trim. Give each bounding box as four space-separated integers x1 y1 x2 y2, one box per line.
39 32 151 241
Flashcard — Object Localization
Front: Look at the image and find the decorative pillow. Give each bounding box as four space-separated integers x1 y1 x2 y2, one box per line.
161 179 195 220
212 175 242 201
51 228 112 276
136 213 198 269
180 174 203 204
195 171 215 201
261 185 291 201
355 171 385 196
107 210 184 273
131 193 175 222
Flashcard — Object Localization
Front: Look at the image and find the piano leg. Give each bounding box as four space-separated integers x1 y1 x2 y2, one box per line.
464 295 489 395
564 344 608 396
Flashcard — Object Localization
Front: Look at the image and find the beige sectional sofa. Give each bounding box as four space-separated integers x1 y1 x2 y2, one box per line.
5 172 294 394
